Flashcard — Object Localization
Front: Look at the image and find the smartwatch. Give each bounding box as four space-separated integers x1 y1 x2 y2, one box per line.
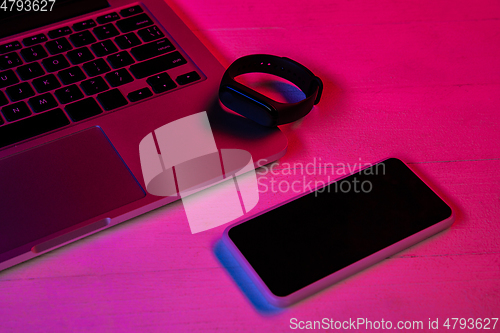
219 54 323 127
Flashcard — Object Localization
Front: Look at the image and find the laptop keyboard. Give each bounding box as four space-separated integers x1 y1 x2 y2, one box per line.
0 4 204 149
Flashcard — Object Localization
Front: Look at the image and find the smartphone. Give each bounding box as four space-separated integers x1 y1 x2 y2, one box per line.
222 158 454 307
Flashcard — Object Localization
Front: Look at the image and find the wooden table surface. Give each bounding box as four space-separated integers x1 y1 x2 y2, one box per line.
1 0 499 331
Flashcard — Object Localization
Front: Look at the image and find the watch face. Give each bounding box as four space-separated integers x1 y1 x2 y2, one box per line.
219 85 276 127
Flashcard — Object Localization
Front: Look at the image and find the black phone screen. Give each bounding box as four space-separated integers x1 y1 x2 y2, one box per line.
228 158 452 297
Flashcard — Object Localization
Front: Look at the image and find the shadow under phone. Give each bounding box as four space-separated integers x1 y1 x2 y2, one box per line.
213 240 283 315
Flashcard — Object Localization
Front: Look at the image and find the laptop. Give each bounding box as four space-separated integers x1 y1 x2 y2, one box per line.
0 0 288 271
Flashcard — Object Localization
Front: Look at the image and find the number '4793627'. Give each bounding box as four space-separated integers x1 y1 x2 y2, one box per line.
443 318 498 330
0 0 56 12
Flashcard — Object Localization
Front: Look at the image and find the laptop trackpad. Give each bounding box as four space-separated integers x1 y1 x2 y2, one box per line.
0 127 145 257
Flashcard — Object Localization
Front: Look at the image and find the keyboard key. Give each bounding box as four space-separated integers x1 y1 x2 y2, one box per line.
131 38 175 61
66 47 95 65
115 32 141 49
138 26 165 42
97 12 120 24
20 45 48 62
91 40 118 57
146 72 176 93
146 72 172 86
32 74 61 93
28 93 58 113
45 37 73 54
23 34 47 46
17 62 45 80
127 87 152 102
97 88 128 110
0 91 8 106
0 52 23 70
104 68 133 87
129 51 187 79
58 66 86 85
83 58 111 77
120 5 143 17
42 54 70 72
65 97 102 121
2 101 31 121
0 41 22 54
6 82 35 102
116 14 153 33
107 51 134 69
93 24 120 40
70 31 97 47
0 69 19 88
176 71 201 85
80 76 109 95
0 108 69 148
48 26 72 39
55 84 84 104
73 19 97 32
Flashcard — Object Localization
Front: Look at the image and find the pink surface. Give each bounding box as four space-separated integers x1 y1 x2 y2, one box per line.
1 0 499 331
